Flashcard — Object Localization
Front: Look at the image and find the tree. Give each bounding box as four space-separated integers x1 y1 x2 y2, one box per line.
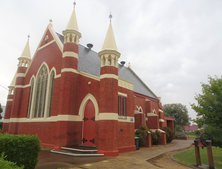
163 103 190 128
191 76 222 148
0 104 2 120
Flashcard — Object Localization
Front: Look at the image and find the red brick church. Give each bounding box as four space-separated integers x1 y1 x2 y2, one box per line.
2 6 174 156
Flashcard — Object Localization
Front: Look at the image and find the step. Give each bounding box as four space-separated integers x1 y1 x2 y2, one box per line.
51 149 104 157
62 147 97 154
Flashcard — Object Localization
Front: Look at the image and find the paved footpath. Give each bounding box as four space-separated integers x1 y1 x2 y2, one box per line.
75 139 193 169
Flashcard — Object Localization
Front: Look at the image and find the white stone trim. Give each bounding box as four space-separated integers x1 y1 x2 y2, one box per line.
145 99 150 101
159 109 163 112
62 52 78 59
118 78 134 91
55 74 61 78
61 68 79 74
118 116 134 123
79 71 100 81
78 93 99 121
38 40 55 51
100 74 118 80
15 84 31 89
150 129 165 133
147 113 158 116
99 113 118 120
134 110 143 114
118 92 127 97
159 119 164 122
3 114 135 123
17 73 25 77
7 99 13 101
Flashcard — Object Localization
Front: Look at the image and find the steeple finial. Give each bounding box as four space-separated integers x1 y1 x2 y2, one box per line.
73 0 76 8
28 35 30 40
109 12 112 22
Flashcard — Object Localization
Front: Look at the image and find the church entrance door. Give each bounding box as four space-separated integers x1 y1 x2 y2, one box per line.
83 100 95 146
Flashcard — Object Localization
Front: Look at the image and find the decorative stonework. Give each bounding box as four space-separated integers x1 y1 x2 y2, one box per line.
118 78 134 91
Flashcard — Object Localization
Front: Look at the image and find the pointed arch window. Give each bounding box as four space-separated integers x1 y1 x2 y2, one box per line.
48 71 55 117
27 79 34 118
34 65 48 118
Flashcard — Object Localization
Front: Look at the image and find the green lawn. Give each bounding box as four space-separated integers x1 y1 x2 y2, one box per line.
173 147 222 169
186 134 197 139
41 147 52 150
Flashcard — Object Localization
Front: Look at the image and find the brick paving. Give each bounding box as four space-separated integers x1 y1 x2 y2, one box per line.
76 139 193 169
36 139 193 169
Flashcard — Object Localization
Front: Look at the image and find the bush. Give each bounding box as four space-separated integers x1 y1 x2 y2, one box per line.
151 130 161 145
0 153 24 169
195 130 201 138
135 125 148 147
162 127 175 143
0 133 41 169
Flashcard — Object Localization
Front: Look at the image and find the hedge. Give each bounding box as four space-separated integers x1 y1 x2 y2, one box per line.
161 127 175 143
151 130 161 145
0 133 41 169
0 153 24 169
135 125 148 147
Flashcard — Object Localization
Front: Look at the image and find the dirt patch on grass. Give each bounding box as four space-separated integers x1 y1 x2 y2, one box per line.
147 144 194 169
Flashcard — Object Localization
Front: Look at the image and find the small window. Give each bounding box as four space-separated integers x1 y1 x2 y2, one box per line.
118 96 126 116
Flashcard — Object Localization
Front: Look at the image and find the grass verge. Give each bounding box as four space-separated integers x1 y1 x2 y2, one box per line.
41 147 52 151
173 146 222 169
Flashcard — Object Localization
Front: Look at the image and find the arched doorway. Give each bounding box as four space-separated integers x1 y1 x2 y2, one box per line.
83 100 95 146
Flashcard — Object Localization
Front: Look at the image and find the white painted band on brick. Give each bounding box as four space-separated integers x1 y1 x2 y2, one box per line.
150 129 165 133
61 68 79 74
118 116 134 123
100 74 118 80
99 113 118 120
38 40 55 51
62 52 78 59
79 71 100 81
55 74 61 78
147 113 158 116
7 99 13 101
15 84 31 89
159 109 163 112
17 73 25 77
159 119 164 122
118 92 127 97
3 114 135 123
134 110 143 114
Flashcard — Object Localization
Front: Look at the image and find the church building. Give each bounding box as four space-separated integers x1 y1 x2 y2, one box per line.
2 5 174 156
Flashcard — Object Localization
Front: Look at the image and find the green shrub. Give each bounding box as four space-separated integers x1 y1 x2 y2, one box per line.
151 130 161 145
195 130 201 138
0 153 24 169
135 125 148 147
161 127 175 143
0 133 41 169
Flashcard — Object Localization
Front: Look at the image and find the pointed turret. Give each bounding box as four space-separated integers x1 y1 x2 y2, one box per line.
63 6 81 45
66 8 79 31
102 22 118 51
99 15 120 68
8 72 17 95
18 37 31 67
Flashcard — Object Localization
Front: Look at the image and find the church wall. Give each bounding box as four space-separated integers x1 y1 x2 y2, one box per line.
24 42 63 84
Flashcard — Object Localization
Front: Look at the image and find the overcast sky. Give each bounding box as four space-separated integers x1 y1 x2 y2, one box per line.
1 0 222 121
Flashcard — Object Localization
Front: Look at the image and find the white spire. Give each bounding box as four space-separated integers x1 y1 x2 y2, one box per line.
102 22 118 51
66 7 79 31
19 37 31 59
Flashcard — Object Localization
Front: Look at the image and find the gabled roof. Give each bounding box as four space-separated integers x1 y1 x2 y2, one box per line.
183 126 198 131
56 33 158 99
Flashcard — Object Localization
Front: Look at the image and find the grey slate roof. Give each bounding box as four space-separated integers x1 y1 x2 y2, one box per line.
56 33 157 99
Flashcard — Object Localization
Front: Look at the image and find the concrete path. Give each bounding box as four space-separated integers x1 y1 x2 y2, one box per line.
36 139 193 169
76 139 193 169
